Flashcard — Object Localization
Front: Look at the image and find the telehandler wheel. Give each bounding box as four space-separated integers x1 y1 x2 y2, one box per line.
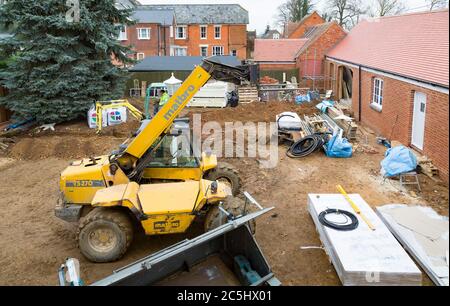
77 208 133 263
205 162 241 196
204 196 256 234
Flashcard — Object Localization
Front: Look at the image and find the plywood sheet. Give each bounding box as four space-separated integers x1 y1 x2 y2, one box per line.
308 194 422 286
377 204 449 286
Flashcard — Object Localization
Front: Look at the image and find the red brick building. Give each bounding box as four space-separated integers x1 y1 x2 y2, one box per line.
284 11 325 38
254 17 346 86
125 4 249 60
325 10 449 183
118 8 174 60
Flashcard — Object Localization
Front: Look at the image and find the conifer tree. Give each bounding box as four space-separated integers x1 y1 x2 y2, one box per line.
0 0 135 123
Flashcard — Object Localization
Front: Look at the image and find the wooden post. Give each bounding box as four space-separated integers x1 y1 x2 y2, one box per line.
141 81 147 98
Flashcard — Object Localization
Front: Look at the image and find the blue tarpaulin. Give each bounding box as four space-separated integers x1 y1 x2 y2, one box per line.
316 100 334 113
381 145 417 177
325 134 353 158
295 93 311 104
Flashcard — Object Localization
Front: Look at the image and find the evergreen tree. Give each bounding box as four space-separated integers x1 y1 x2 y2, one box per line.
290 0 314 22
0 0 135 123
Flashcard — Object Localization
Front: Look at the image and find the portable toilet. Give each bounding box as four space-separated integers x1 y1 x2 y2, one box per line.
164 73 182 96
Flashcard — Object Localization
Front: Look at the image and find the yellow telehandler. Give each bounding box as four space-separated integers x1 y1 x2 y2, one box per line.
55 58 259 262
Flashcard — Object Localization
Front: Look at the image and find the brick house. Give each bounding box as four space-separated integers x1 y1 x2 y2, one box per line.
284 11 325 38
140 4 249 60
254 39 307 80
325 10 449 183
254 18 346 87
118 8 175 59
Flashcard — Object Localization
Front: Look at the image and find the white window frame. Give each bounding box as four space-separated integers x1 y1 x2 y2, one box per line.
137 53 145 60
176 26 187 39
200 45 208 57
137 28 151 40
172 46 187 56
372 78 384 110
214 25 221 39
200 25 207 40
230 49 237 56
212 46 224 56
117 25 127 41
273 33 280 39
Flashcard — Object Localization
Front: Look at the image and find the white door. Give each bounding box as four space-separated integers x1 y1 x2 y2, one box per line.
411 92 427 150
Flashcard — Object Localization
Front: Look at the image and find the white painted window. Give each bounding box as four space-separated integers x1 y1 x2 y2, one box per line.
230 49 237 56
200 25 207 39
273 33 280 39
200 46 208 57
214 25 221 39
117 25 127 41
173 47 187 56
372 78 383 108
212 46 224 56
137 53 145 60
176 26 187 39
137 28 151 40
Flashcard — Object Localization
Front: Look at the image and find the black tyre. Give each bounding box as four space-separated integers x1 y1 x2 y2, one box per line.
204 196 256 234
205 162 241 196
77 208 134 263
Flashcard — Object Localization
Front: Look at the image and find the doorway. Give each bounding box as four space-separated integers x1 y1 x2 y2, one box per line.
411 91 427 150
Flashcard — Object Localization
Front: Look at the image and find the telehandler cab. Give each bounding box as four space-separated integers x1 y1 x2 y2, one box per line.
55 58 260 262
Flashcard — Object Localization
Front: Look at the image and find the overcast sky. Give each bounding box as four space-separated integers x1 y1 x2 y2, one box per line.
140 0 440 33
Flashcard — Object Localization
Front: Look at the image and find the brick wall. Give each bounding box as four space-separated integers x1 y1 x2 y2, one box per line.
172 24 247 59
324 59 449 183
296 23 347 91
121 23 171 57
259 63 297 70
288 12 324 38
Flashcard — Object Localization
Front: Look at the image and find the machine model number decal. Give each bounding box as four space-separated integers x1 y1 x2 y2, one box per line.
154 220 181 231
66 180 105 187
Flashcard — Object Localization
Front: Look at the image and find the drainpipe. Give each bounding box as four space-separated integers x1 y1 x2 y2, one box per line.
358 65 362 122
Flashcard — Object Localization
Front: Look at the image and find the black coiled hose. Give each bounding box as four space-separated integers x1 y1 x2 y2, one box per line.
318 209 359 231
286 134 327 158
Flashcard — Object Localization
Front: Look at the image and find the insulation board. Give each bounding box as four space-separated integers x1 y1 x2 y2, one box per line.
308 194 422 286
377 204 449 286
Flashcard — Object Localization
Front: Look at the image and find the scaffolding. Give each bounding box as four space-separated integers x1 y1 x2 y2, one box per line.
300 47 336 93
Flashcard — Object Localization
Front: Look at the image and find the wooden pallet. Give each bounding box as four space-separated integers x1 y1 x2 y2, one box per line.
327 106 358 140
238 86 258 104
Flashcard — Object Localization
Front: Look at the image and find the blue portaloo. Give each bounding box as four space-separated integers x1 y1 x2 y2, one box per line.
325 134 353 158
381 145 418 177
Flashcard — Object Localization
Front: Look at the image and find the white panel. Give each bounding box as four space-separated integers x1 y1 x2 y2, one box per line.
412 92 426 150
308 194 422 286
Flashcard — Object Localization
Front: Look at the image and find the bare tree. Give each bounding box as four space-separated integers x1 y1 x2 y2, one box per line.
426 0 448 10
275 2 291 27
371 0 406 17
326 0 367 29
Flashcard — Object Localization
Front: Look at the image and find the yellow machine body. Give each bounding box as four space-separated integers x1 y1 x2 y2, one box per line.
91 180 231 235
57 65 231 235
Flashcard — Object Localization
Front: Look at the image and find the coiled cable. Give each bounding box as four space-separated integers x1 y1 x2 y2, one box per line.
318 209 359 231
286 134 326 158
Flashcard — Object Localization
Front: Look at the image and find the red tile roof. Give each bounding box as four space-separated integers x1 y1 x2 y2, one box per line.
254 39 308 62
327 10 449 88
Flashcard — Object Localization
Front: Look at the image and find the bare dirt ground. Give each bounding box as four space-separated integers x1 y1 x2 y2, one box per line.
0 101 448 285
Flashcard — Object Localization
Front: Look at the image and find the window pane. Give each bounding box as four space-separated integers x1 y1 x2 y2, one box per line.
215 26 221 38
